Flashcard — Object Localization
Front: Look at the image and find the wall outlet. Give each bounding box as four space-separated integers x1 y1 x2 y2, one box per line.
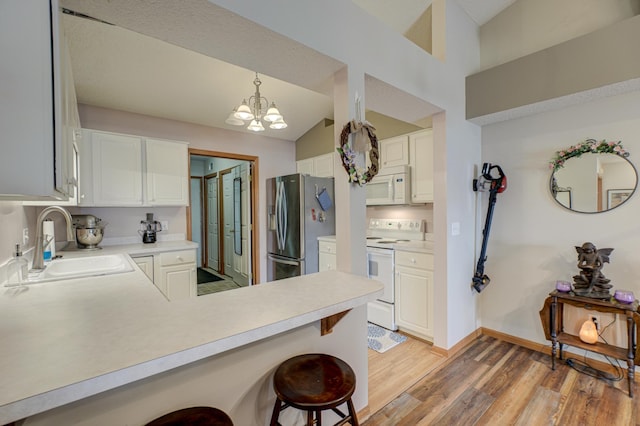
161 221 169 231
22 228 29 246
591 315 600 332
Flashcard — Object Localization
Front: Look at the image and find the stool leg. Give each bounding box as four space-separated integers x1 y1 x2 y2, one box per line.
316 410 322 426
306 410 314 426
270 398 283 426
347 398 359 426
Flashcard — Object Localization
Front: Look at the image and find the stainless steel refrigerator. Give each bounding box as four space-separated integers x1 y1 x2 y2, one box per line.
267 173 336 281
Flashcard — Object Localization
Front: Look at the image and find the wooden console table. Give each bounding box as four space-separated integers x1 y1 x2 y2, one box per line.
539 290 640 397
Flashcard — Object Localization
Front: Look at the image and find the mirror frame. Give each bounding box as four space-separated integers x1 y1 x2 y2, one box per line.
549 139 636 213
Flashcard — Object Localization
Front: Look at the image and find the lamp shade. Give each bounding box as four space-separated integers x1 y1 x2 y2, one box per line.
234 101 254 120
579 319 598 344
263 102 283 122
247 119 265 132
269 118 288 129
225 110 245 126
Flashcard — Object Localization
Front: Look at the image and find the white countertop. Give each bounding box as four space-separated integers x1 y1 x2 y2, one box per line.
0 243 382 424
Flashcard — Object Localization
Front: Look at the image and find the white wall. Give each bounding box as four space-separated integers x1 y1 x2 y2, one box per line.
78 104 296 282
480 89 640 346
0 203 37 271
480 0 639 70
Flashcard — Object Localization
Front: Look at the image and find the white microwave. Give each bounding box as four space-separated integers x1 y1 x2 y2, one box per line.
366 165 410 205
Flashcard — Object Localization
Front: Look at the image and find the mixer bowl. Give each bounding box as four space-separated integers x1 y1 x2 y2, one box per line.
75 227 104 248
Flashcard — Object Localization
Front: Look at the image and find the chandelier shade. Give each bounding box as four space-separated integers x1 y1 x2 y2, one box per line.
264 103 282 122
225 108 245 126
227 73 288 132
247 119 265 132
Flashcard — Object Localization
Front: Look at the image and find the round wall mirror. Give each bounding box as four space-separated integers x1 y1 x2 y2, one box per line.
550 152 637 213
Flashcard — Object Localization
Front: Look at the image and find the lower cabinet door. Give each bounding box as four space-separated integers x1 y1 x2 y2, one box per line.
395 266 434 340
318 252 336 272
162 265 196 301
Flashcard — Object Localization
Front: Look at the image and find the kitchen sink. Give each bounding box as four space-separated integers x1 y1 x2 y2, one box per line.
25 253 135 284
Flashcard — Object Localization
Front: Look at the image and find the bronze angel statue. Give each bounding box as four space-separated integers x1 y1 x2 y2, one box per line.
572 242 614 299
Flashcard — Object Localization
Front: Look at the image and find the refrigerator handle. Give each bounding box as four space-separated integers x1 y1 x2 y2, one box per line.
276 182 283 251
268 254 300 266
281 182 288 250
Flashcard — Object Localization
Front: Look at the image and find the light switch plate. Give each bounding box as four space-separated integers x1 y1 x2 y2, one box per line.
451 222 460 236
161 221 169 231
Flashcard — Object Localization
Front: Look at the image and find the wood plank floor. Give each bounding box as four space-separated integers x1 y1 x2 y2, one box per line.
365 334 640 425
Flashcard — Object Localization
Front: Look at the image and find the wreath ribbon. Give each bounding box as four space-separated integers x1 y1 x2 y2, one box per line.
350 120 376 152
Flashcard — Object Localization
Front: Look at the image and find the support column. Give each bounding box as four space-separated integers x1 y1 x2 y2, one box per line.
333 66 366 276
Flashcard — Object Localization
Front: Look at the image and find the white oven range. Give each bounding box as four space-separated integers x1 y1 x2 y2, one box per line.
366 218 426 330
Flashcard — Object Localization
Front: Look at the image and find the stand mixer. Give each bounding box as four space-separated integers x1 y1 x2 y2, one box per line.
139 213 162 243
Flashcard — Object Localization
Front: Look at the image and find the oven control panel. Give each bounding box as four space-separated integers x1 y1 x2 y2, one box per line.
368 219 425 232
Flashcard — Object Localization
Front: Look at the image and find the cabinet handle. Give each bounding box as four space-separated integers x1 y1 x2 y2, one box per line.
177 256 183 261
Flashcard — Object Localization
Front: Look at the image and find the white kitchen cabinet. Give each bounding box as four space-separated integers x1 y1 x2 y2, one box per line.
146 139 190 206
132 256 154 282
318 239 337 272
90 132 144 206
395 250 434 341
380 135 409 168
409 129 434 203
79 129 189 207
1 0 79 201
153 249 197 301
296 153 334 177
296 158 315 175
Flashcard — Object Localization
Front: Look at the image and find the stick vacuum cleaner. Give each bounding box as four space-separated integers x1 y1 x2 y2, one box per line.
472 163 507 293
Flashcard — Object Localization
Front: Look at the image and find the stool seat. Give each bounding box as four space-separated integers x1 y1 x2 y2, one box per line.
270 353 358 426
145 406 233 426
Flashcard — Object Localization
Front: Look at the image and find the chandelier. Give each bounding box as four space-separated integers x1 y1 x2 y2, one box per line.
225 73 288 132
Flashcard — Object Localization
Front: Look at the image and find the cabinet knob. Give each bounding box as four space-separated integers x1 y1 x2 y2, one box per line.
177 256 183 261
411 258 416 263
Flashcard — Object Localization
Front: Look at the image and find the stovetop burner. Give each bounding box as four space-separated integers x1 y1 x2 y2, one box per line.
366 218 426 248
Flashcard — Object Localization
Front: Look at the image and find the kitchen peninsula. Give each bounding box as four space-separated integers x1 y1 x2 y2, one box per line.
0 251 382 425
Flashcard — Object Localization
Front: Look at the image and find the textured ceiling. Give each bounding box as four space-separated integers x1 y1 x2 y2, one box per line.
61 0 516 141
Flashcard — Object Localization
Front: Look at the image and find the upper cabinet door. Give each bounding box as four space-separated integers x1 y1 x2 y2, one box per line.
313 153 334 177
92 132 143 206
409 129 434 203
0 0 72 200
380 135 409 168
296 159 315 175
145 138 189 206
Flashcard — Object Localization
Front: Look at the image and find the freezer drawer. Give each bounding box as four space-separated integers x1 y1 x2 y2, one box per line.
267 254 305 281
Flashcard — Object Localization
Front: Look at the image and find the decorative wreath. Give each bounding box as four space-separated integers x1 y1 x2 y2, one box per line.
549 138 629 173
336 120 379 186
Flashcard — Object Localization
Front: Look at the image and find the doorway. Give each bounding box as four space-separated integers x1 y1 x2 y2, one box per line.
187 149 260 288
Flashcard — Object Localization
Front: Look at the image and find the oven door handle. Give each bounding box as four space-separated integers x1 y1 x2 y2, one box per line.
268 254 300 266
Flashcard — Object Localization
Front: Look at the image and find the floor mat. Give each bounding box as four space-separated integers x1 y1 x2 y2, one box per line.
368 322 407 353
197 268 224 284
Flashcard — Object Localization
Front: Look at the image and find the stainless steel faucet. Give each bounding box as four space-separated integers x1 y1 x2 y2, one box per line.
31 206 75 271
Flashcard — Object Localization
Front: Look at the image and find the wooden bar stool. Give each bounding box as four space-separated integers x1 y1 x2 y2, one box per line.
270 353 359 426
145 406 233 426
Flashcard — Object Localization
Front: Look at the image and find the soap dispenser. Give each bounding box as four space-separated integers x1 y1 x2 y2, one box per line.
6 243 28 286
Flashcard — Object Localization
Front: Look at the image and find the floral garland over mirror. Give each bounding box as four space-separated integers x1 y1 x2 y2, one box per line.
549 138 629 173
337 120 379 186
